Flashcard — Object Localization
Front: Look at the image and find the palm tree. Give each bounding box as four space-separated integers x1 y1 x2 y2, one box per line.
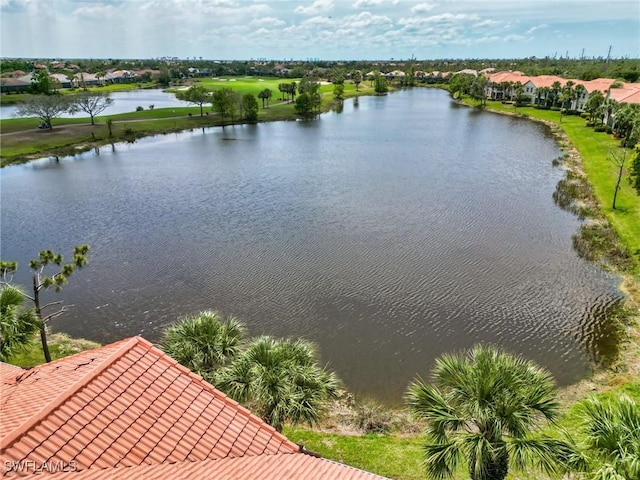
551 81 562 107
576 395 640 479
217 336 340 432
406 345 571 480
0 285 40 361
535 86 549 107
161 310 245 377
574 84 587 111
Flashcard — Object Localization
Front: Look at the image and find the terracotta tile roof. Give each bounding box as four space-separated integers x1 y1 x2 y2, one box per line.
608 84 640 104
1 337 298 474
573 78 618 93
486 71 531 85
1 338 389 479
37 453 390 479
523 75 567 88
0 363 23 383
0 339 131 439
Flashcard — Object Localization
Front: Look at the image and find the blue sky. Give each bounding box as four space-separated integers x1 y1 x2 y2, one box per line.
1 0 638 60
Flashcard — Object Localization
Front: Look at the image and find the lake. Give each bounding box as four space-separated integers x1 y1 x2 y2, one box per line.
0 88 622 403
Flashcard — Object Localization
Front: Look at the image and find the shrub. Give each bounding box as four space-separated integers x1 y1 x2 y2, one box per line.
594 125 607 132
354 400 394 434
580 112 590 119
606 126 613 134
136 105 144 111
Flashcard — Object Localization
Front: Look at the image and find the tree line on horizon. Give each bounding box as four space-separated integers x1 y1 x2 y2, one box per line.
2 56 638 85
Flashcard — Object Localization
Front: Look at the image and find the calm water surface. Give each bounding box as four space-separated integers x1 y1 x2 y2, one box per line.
0 89 621 402
0 89 189 119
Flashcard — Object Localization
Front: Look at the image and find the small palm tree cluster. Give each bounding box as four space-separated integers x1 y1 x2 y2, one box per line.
406 345 572 480
161 311 339 432
577 395 640 480
0 285 40 361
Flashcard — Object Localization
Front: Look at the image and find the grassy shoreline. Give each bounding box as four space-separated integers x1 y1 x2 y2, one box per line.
0 78 376 167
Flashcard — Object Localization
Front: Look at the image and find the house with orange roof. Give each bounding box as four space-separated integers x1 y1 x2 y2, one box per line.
0 337 389 479
484 72 640 110
485 71 531 100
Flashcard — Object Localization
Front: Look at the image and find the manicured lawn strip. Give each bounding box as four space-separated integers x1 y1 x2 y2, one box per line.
284 428 426 480
1 116 92 133
476 100 640 273
59 82 158 94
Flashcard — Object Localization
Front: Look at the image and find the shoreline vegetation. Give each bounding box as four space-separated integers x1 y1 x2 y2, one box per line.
0 77 369 167
2 79 639 479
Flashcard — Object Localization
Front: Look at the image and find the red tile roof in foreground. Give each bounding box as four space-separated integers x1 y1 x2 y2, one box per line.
41 452 388 480
1 337 387 479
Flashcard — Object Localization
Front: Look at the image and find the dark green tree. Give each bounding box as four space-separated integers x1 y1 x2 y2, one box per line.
352 70 363 91
257 88 272 108
470 75 489 107
406 345 572 480
373 72 388 95
211 87 236 126
0 284 39 361
298 77 322 113
584 90 605 124
31 69 52 94
241 93 259 122
295 93 314 116
448 73 473 99
161 310 246 377
218 336 340 432
176 84 211 116
572 395 640 480
1 246 90 362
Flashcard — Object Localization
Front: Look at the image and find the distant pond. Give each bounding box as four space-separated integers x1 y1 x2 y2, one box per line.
0 89 189 120
0 89 622 403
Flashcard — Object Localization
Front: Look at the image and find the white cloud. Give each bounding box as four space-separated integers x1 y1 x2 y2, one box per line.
294 0 334 15
343 11 392 28
474 19 500 28
525 24 548 35
353 0 382 7
72 3 117 18
504 34 526 42
411 2 437 14
250 16 286 27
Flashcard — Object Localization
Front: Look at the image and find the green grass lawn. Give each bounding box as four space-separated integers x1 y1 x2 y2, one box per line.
284 428 426 480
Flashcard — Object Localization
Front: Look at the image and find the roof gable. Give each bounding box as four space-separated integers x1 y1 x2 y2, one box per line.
1 337 298 474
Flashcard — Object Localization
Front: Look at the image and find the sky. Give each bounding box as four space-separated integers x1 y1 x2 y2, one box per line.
1 0 638 60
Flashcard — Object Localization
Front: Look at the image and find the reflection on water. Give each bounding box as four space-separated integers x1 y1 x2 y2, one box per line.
0 89 622 403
